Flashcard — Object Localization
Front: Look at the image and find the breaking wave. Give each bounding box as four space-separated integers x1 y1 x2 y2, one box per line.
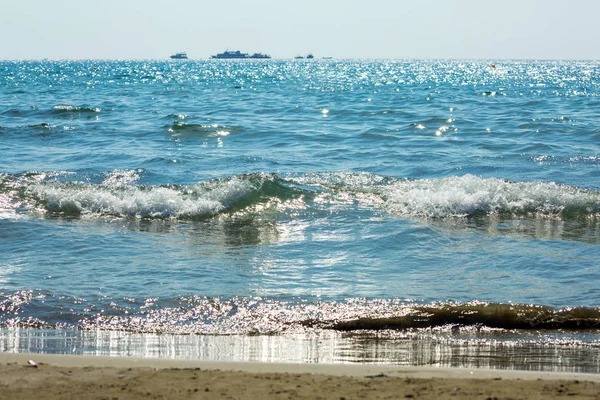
51 105 101 114
293 173 600 220
381 175 600 219
0 172 303 220
2 171 600 222
2 292 599 335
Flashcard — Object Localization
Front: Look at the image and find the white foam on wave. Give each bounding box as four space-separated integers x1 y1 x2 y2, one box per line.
29 176 256 219
289 171 388 188
101 169 142 188
0 193 20 219
382 174 600 218
53 105 101 112
20 172 600 221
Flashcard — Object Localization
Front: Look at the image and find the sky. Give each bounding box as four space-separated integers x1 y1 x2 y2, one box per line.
2 0 600 60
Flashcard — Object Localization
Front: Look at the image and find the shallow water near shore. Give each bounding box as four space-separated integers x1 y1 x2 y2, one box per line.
3 328 600 374
1 59 600 372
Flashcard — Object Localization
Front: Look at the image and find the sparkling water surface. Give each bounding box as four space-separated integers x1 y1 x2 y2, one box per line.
1 59 600 371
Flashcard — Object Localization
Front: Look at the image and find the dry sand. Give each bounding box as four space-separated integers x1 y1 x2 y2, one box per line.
1 352 600 399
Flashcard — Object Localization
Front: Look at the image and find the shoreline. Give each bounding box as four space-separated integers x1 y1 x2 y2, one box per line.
3 351 600 381
2 352 600 399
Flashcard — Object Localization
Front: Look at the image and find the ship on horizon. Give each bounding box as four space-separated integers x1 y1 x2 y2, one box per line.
294 53 315 60
211 50 271 59
170 52 188 60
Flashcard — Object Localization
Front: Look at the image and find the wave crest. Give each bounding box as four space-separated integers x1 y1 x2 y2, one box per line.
2 293 599 334
291 173 600 219
381 175 600 218
18 173 298 220
4 172 600 223
52 105 101 113
168 121 233 137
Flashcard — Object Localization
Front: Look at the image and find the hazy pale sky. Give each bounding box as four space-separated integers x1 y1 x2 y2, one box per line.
2 0 600 60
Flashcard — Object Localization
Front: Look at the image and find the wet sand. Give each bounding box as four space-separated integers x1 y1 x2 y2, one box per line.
1 352 600 399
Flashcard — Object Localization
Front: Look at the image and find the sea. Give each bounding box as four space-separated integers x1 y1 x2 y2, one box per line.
1 59 600 373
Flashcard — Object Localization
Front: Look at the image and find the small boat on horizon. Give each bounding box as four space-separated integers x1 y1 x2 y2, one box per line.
170 52 188 60
211 50 271 59
294 53 315 60
249 52 271 59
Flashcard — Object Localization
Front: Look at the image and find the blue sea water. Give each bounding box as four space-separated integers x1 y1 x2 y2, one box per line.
1 59 600 371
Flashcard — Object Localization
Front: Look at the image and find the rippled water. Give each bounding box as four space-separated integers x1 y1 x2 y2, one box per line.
1 59 600 371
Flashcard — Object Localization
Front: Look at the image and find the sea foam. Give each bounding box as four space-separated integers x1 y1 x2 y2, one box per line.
382 175 600 219
26 177 257 219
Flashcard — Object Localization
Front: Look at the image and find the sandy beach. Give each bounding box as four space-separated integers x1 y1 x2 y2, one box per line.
1 353 600 399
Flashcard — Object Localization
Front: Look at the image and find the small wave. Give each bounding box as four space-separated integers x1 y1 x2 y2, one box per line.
27 122 55 129
290 173 600 223
567 155 600 164
364 109 407 116
6 173 303 220
51 105 101 114
163 113 188 120
481 90 506 97
1 293 599 334
333 302 600 331
5 172 599 224
168 121 233 137
381 175 600 219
